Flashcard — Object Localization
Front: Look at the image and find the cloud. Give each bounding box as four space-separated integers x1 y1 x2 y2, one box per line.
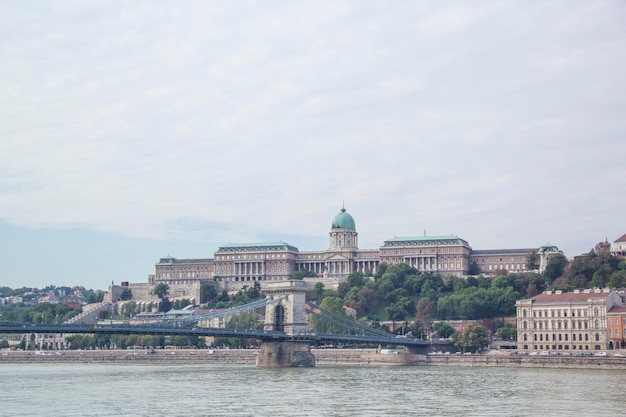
0 0 625 265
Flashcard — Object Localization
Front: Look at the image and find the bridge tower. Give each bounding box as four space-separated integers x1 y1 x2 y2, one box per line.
257 280 315 367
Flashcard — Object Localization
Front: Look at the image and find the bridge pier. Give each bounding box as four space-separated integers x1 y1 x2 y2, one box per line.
256 342 315 367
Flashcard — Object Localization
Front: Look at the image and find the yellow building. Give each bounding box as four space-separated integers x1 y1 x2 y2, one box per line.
516 289 623 353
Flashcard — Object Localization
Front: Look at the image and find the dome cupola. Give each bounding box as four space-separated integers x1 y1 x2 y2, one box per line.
331 208 356 230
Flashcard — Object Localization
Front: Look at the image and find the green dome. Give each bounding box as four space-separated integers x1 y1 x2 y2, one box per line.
331 208 356 230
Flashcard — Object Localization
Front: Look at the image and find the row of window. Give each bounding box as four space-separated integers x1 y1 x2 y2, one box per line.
485 264 525 271
521 308 599 318
522 320 601 330
156 272 209 279
522 333 599 342
522 344 601 351
475 257 525 263
216 253 289 261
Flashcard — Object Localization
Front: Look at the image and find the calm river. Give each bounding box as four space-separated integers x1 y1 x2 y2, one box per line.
1 363 623 416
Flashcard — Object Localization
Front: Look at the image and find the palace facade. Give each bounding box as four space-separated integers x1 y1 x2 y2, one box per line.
146 207 562 300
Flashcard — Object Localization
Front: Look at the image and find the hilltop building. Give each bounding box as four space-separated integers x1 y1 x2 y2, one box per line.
612 233 626 257
135 207 562 302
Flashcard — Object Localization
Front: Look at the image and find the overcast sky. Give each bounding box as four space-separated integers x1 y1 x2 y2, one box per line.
1 1 625 290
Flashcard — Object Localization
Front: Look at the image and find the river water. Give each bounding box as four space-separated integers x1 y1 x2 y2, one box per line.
1 363 623 416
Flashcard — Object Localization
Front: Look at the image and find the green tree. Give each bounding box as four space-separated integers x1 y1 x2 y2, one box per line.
313 297 347 333
544 254 569 283
151 283 171 312
609 270 626 288
526 252 540 271
151 283 170 299
455 322 490 353
120 301 138 318
172 299 191 310
495 322 517 341
200 283 218 304
386 296 414 321
468 261 481 275
432 321 455 338
346 271 366 288
120 288 132 301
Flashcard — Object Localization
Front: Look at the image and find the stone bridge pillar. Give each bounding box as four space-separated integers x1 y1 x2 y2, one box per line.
257 281 315 367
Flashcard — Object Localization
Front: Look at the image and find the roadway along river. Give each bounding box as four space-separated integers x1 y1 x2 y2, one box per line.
1 363 624 416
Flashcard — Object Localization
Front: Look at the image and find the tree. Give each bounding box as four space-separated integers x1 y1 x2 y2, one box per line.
346 271 366 288
468 261 481 275
151 283 171 312
432 321 455 338
415 298 434 320
200 283 218 304
544 254 569 283
120 288 132 301
526 252 540 271
455 322 490 353
495 322 517 341
172 299 191 310
290 270 317 280
609 270 626 288
386 296 414 321
313 297 347 333
120 301 138 318
151 283 169 299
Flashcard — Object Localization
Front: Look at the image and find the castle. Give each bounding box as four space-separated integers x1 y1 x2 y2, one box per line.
111 207 561 304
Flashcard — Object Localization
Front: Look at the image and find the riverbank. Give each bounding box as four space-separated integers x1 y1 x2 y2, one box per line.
3 348 626 369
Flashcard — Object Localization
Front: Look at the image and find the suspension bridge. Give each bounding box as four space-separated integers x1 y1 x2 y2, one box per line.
0 281 450 366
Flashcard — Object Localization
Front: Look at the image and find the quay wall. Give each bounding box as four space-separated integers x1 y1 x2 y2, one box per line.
4 349 626 370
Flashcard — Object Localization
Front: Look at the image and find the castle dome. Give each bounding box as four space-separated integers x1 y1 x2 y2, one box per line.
331 208 356 230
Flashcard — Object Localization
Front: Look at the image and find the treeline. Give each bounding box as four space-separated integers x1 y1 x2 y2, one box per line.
308 250 626 323
0 302 80 324
554 250 626 289
64 334 205 350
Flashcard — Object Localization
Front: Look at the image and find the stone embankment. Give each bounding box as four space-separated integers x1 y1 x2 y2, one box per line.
420 353 626 370
3 348 626 370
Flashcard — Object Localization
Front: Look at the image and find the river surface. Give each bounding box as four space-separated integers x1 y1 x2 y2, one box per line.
1 363 623 416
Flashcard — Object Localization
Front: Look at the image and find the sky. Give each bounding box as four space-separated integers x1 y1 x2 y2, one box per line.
1 1 625 290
